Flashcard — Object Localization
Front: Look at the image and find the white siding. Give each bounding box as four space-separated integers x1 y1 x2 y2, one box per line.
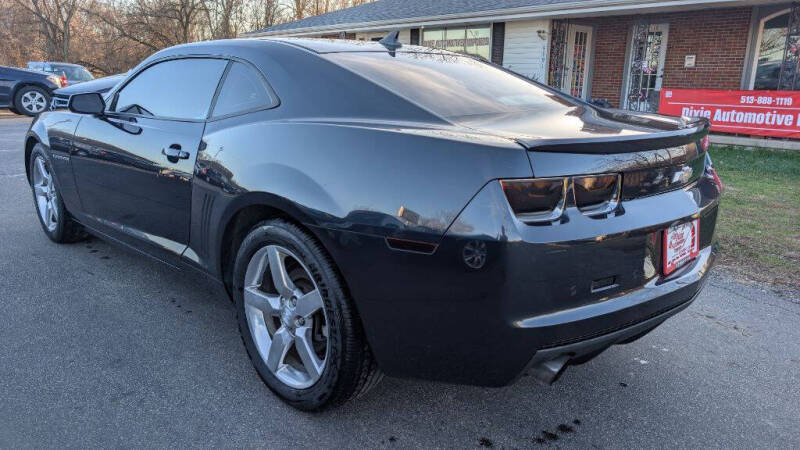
502 19 550 82
400 29 411 45
355 29 411 44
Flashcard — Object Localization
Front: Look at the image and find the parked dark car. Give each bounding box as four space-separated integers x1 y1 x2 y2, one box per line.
1 66 62 116
27 62 94 87
23 37 721 411
50 73 126 110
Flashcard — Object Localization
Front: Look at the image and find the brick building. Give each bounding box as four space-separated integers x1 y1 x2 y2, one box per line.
250 0 800 118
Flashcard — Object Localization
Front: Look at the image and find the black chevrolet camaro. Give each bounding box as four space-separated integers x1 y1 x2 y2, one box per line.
24 37 721 410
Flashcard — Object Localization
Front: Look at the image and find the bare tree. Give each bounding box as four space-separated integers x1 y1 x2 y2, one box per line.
247 0 284 31
14 0 84 61
86 0 206 51
306 0 328 16
204 0 242 39
2 0 375 73
286 0 371 22
288 0 304 20
0 0 44 66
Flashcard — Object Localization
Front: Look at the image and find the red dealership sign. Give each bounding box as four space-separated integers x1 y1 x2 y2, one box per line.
659 89 800 138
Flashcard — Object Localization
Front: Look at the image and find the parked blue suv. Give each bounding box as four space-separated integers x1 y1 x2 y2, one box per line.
0 66 62 116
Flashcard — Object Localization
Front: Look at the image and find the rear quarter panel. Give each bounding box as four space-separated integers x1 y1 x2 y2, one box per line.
190 111 532 278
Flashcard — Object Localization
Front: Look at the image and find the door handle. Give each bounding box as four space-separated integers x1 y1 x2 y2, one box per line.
162 144 189 163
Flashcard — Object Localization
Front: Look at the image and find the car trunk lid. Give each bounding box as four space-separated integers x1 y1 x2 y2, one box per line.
456 105 708 154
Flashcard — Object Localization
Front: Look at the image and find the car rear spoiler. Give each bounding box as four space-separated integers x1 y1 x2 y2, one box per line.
518 117 710 154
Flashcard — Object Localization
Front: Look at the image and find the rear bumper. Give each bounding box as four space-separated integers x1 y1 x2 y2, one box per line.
312 176 720 386
521 246 713 385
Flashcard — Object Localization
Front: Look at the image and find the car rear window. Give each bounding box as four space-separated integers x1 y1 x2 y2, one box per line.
52 65 93 81
326 51 560 120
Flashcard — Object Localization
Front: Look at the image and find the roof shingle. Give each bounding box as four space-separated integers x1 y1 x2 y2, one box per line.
250 0 588 34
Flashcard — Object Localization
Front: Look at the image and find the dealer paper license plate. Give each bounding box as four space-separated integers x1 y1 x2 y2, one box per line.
663 219 700 275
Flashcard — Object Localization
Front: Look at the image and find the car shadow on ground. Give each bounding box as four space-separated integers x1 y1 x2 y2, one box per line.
88 237 719 447
65 234 651 447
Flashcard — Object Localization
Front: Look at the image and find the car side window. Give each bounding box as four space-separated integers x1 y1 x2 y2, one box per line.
114 58 227 120
211 62 276 118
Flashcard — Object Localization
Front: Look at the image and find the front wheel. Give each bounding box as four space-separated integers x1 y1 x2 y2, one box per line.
29 145 86 243
233 219 381 411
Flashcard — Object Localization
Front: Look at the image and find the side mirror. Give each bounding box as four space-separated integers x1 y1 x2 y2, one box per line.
69 92 105 115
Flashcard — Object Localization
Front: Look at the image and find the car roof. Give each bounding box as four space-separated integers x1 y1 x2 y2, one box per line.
132 38 456 122
150 37 452 59
261 37 449 55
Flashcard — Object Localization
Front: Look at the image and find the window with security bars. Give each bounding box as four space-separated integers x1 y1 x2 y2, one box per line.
754 4 800 90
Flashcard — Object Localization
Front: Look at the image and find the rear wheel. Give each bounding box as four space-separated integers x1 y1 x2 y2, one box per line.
29 145 87 243
233 219 381 411
15 86 50 116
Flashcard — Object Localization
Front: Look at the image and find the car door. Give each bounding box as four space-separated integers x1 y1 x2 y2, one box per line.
70 57 228 264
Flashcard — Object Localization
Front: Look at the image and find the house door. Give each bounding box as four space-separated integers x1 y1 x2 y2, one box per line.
564 25 593 99
624 23 669 112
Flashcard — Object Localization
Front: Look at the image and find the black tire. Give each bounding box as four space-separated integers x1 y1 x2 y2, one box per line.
15 86 51 116
28 144 87 243
233 219 381 411
8 106 21 115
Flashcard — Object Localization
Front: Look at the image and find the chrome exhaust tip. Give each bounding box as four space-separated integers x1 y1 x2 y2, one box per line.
529 355 570 385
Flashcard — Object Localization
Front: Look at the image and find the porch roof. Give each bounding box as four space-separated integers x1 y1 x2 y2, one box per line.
248 0 776 36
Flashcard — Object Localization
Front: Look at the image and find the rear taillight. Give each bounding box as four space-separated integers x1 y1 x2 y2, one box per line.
500 177 567 222
573 174 621 214
701 134 710 151
46 75 61 87
501 173 621 222
704 153 723 193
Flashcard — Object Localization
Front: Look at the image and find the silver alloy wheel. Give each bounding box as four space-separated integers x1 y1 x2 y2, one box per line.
244 245 329 389
21 90 47 114
32 156 58 232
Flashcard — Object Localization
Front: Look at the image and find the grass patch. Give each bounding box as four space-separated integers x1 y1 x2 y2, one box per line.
709 145 800 289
